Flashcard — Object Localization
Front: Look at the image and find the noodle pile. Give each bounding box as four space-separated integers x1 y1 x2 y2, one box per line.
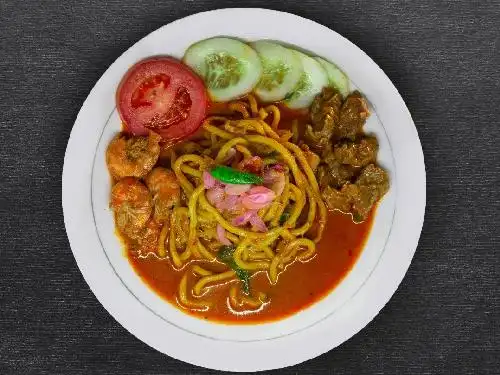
160 95 327 312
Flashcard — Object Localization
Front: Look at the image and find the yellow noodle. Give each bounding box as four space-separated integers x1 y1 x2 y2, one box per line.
264 105 280 130
263 201 282 222
229 284 241 307
280 229 295 241
282 238 316 264
235 144 253 159
243 135 306 186
248 252 269 261
170 149 177 167
240 293 267 308
269 255 281 284
286 185 306 227
285 142 320 195
228 119 265 135
284 142 327 241
258 120 280 140
169 210 183 268
233 239 271 271
315 199 328 242
192 265 214 277
158 222 169 258
174 155 207 195
214 137 248 163
271 174 291 227
178 273 211 310
193 270 236 296
248 244 274 259
225 231 240 244
181 164 202 178
203 123 233 140
279 130 293 143
258 107 268 120
290 187 316 236
247 94 259 116
187 185 204 252
228 285 267 309
229 102 250 118
291 119 299 144
197 240 216 261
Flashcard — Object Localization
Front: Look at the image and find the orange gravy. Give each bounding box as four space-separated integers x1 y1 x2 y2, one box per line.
127 209 374 324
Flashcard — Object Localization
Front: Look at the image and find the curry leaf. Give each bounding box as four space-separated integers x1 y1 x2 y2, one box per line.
217 245 251 294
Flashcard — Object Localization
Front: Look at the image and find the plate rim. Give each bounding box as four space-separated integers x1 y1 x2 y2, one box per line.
62 8 426 372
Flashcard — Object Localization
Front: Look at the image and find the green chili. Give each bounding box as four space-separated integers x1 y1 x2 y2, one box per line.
210 165 263 185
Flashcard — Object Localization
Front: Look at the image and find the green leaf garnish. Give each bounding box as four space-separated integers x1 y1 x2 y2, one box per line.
217 245 251 294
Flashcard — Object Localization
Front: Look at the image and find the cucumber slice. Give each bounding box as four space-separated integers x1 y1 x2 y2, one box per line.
183 37 262 102
284 51 328 109
251 41 303 102
314 57 350 97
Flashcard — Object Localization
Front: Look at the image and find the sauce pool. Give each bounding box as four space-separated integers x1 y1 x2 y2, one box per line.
128 209 374 324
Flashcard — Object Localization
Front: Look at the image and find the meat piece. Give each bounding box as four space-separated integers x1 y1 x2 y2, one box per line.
322 184 358 212
351 164 389 220
333 136 378 167
320 164 389 222
305 88 343 153
318 146 360 188
317 162 358 189
336 91 370 140
310 87 343 130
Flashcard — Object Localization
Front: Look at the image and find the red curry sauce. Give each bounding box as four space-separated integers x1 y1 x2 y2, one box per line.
128 209 374 323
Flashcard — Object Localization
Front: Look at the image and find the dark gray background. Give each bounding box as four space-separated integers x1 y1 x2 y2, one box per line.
1 0 499 374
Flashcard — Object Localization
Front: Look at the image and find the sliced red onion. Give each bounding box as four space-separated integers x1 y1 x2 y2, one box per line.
206 185 225 206
262 168 279 184
203 171 217 189
217 194 239 211
249 213 268 232
241 186 276 210
271 163 285 173
270 174 285 196
232 210 255 226
263 168 285 196
216 224 231 246
225 183 251 196
223 147 237 164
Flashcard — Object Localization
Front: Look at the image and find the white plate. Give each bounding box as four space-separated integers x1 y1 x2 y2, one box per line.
62 8 425 372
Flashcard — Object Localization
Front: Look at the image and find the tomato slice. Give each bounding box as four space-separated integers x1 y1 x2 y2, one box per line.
116 57 208 141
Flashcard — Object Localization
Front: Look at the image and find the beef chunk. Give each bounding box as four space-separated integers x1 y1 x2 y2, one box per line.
333 136 378 167
317 162 359 189
336 91 370 140
320 164 389 221
305 88 343 153
322 184 360 213
351 164 389 220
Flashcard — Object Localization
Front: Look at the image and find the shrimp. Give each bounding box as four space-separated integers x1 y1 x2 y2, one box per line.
106 132 161 179
145 167 181 221
110 177 152 238
133 219 161 256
